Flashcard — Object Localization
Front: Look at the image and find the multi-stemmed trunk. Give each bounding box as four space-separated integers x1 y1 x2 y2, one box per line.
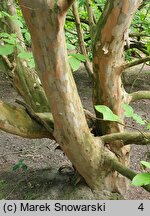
2 0 150 197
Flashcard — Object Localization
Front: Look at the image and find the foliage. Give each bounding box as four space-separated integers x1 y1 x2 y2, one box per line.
95 105 121 122
122 103 146 125
13 159 28 172
132 161 150 186
1 0 149 70
68 53 86 71
95 103 150 130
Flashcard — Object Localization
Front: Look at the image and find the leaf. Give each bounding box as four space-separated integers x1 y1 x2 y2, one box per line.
1 11 10 17
132 113 145 125
69 53 86 62
21 163 28 171
0 33 10 38
13 163 20 171
18 51 33 59
28 58 35 69
10 16 23 28
95 105 121 122
18 159 24 165
131 173 150 186
68 56 81 72
122 103 145 125
2 38 16 45
67 43 75 50
25 32 31 42
0 44 14 55
146 123 150 130
141 161 150 169
122 103 134 117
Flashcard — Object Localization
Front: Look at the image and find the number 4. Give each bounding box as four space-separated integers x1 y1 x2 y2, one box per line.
138 203 144 211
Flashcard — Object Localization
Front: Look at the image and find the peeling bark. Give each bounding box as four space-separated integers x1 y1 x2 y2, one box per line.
2 0 144 195
18 0 114 191
92 0 141 192
93 0 141 137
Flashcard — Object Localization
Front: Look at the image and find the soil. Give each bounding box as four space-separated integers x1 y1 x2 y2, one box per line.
0 63 150 199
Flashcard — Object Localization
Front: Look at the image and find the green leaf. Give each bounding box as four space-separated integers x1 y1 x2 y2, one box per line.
0 44 14 55
18 159 24 165
122 103 134 117
146 123 150 130
2 38 16 45
28 58 35 69
132 173 150 186
132 113 145 125
68 56 81 71
21 163 28 171
141 161 150 169
12 163 20 171
1 11 10 17
67 43 75 50
10 16 23 28
95 105 121 122
18 51 33 59
69 53 86 62
24 32 31 42
0 33 10 38
122 103 145 125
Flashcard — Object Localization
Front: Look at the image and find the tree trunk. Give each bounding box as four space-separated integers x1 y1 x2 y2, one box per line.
1 0 50 112
16 0 143 195
93 0 141 192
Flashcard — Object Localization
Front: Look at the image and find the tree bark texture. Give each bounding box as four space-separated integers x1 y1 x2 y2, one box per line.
16 0 144 195
1 0 50 112
93 0 141 148
18 0 115 191
92 0 141 192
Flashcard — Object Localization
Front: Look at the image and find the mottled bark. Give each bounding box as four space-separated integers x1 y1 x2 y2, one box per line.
0 101 53 139
18 0 112 191
92 0 141 192
3 0 146 195
93 0 141 140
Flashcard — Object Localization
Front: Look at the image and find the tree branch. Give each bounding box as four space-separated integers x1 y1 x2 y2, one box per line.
72 1 93 79
66 16 89 25
0 101 54 139
101 132 150 145
129 33 150 38
123 56 150 69
85 0 96 39
107 157 150 192
129 91 150 103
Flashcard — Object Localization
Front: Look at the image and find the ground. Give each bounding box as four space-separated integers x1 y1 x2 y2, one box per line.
0 63 150 199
